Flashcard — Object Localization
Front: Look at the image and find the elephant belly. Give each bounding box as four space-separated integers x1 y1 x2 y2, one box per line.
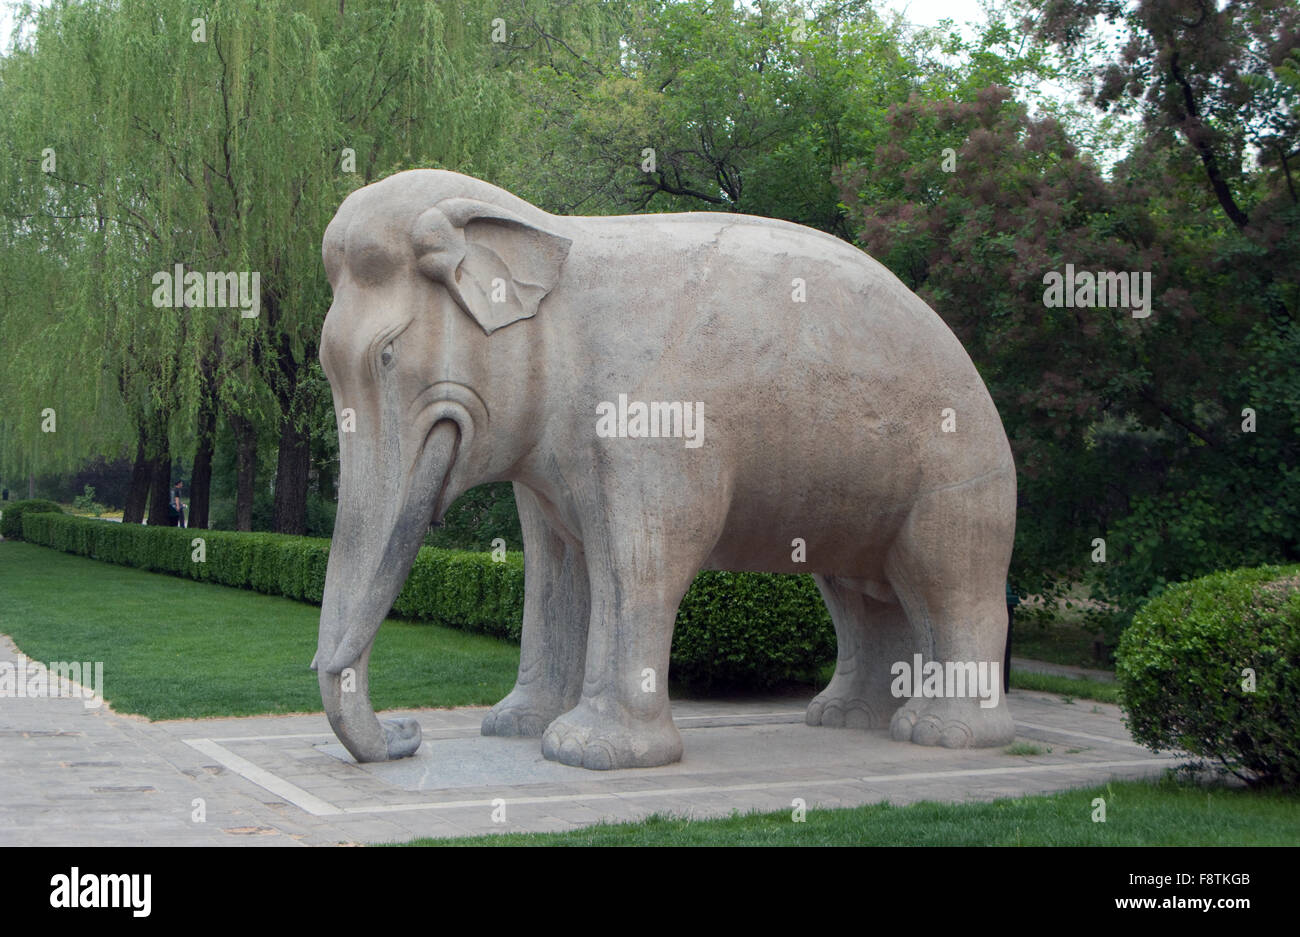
702 502 907 579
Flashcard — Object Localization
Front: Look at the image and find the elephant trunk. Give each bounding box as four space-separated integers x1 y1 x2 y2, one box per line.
318 645 420 762
313 419 462 762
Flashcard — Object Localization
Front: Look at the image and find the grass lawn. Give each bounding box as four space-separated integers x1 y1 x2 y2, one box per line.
1011 620 1104 668
397 776 1300 846
2 539 1123 717
1010 585 1114 670
0 540 519 719
815 660 1119 704
1009 670 1119 704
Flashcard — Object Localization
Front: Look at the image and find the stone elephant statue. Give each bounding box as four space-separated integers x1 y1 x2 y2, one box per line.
311 169 1017 769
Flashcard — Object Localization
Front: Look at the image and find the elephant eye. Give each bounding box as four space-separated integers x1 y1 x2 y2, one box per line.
380 343 394 368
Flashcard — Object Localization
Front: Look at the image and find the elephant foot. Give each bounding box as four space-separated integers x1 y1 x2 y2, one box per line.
482 687 570 738
889 697 1014 749
381 717 422 759
805 692 891 729
541 699 683 770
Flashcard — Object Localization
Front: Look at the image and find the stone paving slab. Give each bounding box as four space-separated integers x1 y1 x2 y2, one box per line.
0 633 1175 845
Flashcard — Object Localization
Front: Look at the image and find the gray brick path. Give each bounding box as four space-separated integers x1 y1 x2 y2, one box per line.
0 634 1172 845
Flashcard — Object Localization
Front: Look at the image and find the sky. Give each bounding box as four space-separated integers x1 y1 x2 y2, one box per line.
0 0 23 50
879 0 991 30
1 0 27 50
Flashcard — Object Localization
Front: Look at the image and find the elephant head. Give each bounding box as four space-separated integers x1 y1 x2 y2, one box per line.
312 173 571 762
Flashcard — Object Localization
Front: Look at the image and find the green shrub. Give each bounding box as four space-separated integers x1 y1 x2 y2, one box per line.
672 571 836 691
207 528 256 587
20 513 840 691
207 491 336 538
304 493 338 540
1 499 64 540
390 548 523 640
422 482 523 551
72 484 104 516
1117 564 1300 789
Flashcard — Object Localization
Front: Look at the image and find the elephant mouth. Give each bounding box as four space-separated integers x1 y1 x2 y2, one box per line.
403 394 477 527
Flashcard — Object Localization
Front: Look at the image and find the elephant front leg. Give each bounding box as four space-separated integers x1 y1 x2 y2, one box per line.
541 523 705 770
482 484 590 737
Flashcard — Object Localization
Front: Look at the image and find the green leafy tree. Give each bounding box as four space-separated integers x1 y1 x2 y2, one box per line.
840 1 1300 636
0 0 521 532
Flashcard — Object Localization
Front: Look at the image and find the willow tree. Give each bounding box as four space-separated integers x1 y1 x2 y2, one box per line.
0 0 519 531
0 0 158 513
215 0 517 533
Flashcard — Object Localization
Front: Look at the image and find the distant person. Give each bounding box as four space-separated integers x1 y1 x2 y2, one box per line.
1 488 7 501
171 481 185 527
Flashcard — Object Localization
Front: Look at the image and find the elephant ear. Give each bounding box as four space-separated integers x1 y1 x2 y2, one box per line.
412 198 572 335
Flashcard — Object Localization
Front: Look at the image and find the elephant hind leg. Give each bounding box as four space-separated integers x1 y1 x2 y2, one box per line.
482 484 589 738
884 470 1016 748
806 575 915 730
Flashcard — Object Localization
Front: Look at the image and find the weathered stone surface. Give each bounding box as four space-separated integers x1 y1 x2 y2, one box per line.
313 169 1017 769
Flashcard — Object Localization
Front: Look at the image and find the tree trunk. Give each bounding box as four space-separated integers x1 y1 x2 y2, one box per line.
231 413 257 532
1169 51 1250 232
268 321 315 536
189 354 220 529
27 472 34 499
123 428 151 524
273 412 311 535
190 425 214 529
250 291 316 535
146 450 172 525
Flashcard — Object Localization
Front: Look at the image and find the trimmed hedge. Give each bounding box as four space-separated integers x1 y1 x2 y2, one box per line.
20 513 836 690
391 546 527 641
673 571 835 690
0 498 64 540
1117 564 1300 789
21 513 333 601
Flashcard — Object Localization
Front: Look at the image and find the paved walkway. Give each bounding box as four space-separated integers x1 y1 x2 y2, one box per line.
0 634 1170 846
